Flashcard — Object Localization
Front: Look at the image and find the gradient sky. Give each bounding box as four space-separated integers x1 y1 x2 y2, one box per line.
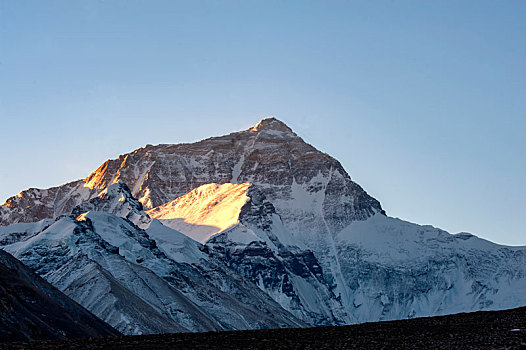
1 1 525 245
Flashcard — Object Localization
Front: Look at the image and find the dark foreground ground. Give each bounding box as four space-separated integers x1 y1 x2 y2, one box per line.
2 306 526 349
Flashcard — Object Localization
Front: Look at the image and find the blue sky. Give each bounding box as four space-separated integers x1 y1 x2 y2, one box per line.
1 0 525 245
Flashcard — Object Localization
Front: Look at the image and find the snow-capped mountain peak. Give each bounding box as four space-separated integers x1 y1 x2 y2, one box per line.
1 117 525 335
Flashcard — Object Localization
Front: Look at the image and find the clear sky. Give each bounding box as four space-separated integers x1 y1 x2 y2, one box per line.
1 1 525 245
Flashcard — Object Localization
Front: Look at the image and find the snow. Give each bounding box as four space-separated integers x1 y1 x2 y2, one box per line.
334 213 526 323
6 218 79 257
1 211 303 334
231 155 244 183
145 219 204 264
219 224 262 245
286 173 328 213
130 161 155 197
147 183 252 244
336 214 521 264
0 218 55 239
2 117 526 334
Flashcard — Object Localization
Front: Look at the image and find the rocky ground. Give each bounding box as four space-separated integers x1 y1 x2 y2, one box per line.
1 306 525 349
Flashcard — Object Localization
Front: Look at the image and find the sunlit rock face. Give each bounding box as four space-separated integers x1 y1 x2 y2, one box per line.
82 117 383 242
1 117 526 333
0 180 92 225
1 117 381 226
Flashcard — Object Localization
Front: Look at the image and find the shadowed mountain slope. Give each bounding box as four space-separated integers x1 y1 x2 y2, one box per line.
0 249 120 342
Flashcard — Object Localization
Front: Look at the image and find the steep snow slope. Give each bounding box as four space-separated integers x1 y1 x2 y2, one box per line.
0 217 196 334
0 249 119 342
79 211 305 331
144 219 205 265
336 214 526 322
146 180 526 324
67 178 336 327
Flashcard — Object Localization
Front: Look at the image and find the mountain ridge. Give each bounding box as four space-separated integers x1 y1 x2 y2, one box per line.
1 117 525 335
1 117 382 225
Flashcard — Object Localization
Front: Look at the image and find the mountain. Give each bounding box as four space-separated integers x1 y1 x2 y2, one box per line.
0 249 119 342
0 118 381 226
0 202 304 334
336 214 526 321
148 182 348 325
1 117 525 333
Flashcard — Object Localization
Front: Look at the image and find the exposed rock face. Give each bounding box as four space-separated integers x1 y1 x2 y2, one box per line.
0 249 120 342
71 181 150 227
1 117 525 334
0 180 91 225
1 117 382 231
0 118 383 315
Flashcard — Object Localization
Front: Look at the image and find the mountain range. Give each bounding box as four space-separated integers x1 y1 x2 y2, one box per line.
1 117 525 335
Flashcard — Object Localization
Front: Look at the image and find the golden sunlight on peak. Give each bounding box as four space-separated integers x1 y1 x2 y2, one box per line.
147 182 252 244
76 212 88 221
119 154 129 168
251 116 277 132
